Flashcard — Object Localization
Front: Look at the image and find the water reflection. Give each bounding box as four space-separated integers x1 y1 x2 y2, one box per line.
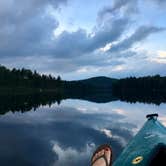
0 93 62 115
0 90 117 115
0 89 165 116
0 99 166 166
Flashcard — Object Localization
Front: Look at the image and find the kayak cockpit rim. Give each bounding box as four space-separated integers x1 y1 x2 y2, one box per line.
146 113 158 120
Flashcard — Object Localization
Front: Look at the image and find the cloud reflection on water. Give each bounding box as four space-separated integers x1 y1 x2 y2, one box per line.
0 100 166 165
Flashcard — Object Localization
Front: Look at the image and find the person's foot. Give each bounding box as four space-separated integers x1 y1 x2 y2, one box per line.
91 144 112 166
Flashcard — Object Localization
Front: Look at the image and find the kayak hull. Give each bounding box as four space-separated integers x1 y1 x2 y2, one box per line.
113 114 166 166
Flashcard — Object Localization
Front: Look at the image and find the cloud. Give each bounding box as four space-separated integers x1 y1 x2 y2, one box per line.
109 26 165 53
0 0 67 57
0 0 165 78
100 128 128 147
0 0 67 26
52 142 95 166
108 55 166 78
146 0 166 6
150 50 166 64
0 0 129 61
98 0 138 21
52 18 129 58
0 104 136 165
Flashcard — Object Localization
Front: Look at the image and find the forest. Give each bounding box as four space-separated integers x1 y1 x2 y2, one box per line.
0 65 62 94
0 65 166 105
112 75 166 105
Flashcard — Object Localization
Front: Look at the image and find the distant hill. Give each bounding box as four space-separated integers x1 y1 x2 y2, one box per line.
0 64 166 105
62 76 117 103
67 76 117 89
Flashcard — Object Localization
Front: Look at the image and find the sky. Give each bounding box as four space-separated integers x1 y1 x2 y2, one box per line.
0 0 166 80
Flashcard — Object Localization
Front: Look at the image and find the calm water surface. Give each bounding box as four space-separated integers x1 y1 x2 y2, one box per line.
0 99 166 166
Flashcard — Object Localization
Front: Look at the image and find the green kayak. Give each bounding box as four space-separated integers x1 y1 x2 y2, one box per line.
113 114 166 166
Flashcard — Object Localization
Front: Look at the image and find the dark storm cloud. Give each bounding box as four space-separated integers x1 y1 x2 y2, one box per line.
52 18 129 58
90 19 129 51
109 26 165 53
0 0 165 76
0 0 67 26
147 0 166 6
0 0 67 56
0 0 130 60
98 0 138 21
0 15 58 57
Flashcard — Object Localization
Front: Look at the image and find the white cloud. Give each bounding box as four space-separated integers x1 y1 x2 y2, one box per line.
100 128 128 147
113 109 126 115
100 129 113 138
149 50 166 64
112 65 126 72
158 51 166 58
51 142 95 166
99 43 112 52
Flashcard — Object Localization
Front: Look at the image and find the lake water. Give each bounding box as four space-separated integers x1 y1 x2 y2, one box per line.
0 98 166 166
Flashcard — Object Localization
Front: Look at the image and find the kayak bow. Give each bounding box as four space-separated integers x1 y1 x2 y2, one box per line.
113 114 166 166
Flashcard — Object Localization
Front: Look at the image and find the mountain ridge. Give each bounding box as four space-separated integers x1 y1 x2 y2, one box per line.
67 76 117 89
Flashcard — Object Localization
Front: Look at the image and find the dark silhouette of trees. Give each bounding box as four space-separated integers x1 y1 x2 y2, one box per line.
0 64 166 106
0 65 62 90
57 75 61 81
112 75 166 105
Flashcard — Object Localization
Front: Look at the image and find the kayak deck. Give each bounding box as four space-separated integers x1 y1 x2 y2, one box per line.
113 114 166 166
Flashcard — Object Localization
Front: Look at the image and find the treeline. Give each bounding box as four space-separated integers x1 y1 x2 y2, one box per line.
0 64 166 105
112 75 166 105
0 65 62 90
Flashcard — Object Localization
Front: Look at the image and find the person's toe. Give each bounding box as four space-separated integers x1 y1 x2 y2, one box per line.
92 152 99 162
98 150 102 156
104 147 111 164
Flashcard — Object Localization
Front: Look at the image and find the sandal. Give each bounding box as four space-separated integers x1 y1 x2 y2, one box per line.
91 144 112 166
